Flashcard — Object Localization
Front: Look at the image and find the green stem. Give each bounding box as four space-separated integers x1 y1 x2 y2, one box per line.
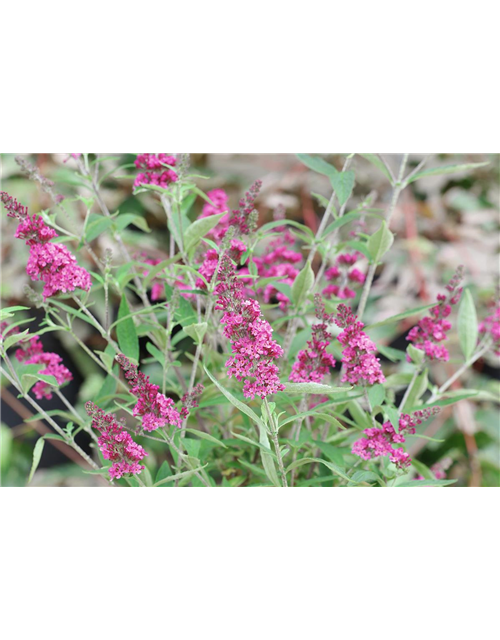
398 366 422 411
428 339 491 403
264 397 288 487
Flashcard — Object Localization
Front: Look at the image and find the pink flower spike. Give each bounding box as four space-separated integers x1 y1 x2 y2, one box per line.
335 304 385 386
116 354 182 431
86 402 147 479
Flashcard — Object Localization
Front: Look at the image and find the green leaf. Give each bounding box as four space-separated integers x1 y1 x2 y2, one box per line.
457 289 478 361
384 405 400 432
114 213 150 233
347 400 372 430
116 295 139 361
406 162 489 184
329 170 355 207
185 428 227 449
3 328 30 351
258 219 315 239
203 367 264 430
411 459 435 480
365 304 435 329
377 345 407 362
291 262 314 307
320 209 383 239
183 438 201 460
183 322 207 345
313 441 345 467
396 479 457 487
230 432 276 458
407 343 425 365
28 437 46 483
285 457 352 483
145 342 165 367
183 212 226 253
0 422 12 472
155 460 173 485
85 215 114 242
367 221 394 263
407 391 480 412
0 305 29 319
297 154 337 177
283 382 350 395
349 470 381 485
142 254 181 287
153 465 208 487
359 154 393 182
368 384 385 407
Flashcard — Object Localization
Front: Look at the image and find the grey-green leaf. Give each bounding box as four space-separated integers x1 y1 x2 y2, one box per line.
283 382 350 395
367 221 394 263
291 262 314 307
457 289 478 361
329 170 355 207
405 162 489 184
184 212 226 253
28 437 45 484
297 154 337 178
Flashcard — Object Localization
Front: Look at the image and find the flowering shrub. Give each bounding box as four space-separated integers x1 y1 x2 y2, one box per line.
1 153 498 487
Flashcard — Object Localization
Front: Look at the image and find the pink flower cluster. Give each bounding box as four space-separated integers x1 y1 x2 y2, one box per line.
253 228 302 310
479 301 500 355
86 401 147 479
322 252 365 300
15 335 72 400
407 267 463 361
215 253 285 399
199 189 231 242
134 153 178 189
352 407 439 470
229 180 261 237
289 295 336 383
1 191 92 300
180 383 204 419
196 239 247 289
335 304 385 386
116 354 182 431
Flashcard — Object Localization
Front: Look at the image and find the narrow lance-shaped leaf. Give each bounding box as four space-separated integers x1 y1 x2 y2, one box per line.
367 221 394 263
291 262 314 308
203 367 280 486
457 289 478 361
405 162 489 184
28 437 46 484
296 154 338 178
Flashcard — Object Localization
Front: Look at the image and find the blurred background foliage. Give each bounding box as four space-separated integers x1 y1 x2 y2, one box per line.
1 153 499 486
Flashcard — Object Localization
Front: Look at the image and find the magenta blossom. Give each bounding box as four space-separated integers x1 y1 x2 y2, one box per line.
133 153 178 189
215 253 285 399
289 295 336 383
479 301 500 355
352 408 439 470
116 354 182 431
15 336 72 400
86 402 147 479
322 252 365 300
406 267 463 361
335 304 385 386
1 191 91 300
